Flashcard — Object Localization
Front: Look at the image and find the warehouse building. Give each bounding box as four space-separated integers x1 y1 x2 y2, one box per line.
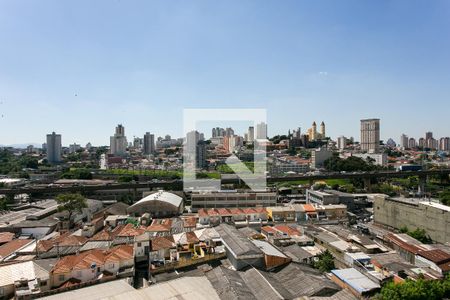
127 191 184 218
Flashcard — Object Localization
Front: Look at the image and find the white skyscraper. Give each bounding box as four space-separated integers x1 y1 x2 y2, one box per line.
46 132 62 164
256 122 267 140
360 119 380 153
110 124 127 156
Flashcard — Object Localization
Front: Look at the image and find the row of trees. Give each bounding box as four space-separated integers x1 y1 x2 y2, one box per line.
323 153 380 172
377 275 450 300
0 149 40 174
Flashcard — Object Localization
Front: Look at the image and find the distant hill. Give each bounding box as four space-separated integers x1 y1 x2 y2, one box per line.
0 143 42 149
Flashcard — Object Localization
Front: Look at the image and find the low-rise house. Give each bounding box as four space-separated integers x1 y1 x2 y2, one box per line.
50 245 134 288
149 236 177 267
146 219 172 237
133 232 151 261
282 244 319 264
0 260 50 299
251 240 291 270
330 268 380 298
216 208 233 223
104 215 129 228
215 224 264 270
81 216 104 238
384 233 433 264
0 239 34 262
181 216 197 232
253 207 268 221
114 223 145 245
266 206 295 222
242 208 259 222
229 208 246 222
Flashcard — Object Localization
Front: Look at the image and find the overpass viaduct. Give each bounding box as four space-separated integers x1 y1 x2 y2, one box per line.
0 169 448 196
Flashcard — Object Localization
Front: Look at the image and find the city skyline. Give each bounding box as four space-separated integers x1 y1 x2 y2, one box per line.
1 1 450 145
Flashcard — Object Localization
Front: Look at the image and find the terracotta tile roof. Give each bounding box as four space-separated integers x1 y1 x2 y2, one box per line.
274 225 301 236
261 226 277 234
228 208 243 215
0 232 15 244
117 223 145 237
37 240 54 252
92 225 125 241
151 236 175 251
59 278 81 288
216 208 231 216
303 204 316 212
198 209 208 217
109 245 133 260
241 208 257 214
55 235 88 247
182 217 197 228
147 224 171 232
52 245 133 274
151 218 173 227
185 231 200 244
0 239 32 258
207 209 219 216
253 207 267 214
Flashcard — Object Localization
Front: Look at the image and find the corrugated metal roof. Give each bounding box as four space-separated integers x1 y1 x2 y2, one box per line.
40 279 134 300
0 260 49 286
331 268 380 294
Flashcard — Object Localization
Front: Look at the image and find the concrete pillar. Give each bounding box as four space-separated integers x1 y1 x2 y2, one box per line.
363 178 372 192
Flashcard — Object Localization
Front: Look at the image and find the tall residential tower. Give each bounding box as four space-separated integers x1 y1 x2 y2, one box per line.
46 132 62 164
360 118 380 153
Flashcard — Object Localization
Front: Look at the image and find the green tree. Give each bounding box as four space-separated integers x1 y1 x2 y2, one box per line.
55 193 87 227
312 250 335 273
439 189 450 206
408 228 432 244
378 275 450 300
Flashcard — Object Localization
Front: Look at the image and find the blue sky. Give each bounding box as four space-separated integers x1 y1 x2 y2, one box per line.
0 0 449 146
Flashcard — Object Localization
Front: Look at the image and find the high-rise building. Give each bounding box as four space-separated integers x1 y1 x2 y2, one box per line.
247 126 255 142
224 135 244 153
46 132 62 164
337 136 346 151
143 132 155 155
360 118 380 153
256 122 267 140
225 127 234 137
110 124 127 156
418 137 425 148
69 143 81 154
186 130 206 169
400 134 409 149
440 137 450 151
293 127 301 139
408 138 416 149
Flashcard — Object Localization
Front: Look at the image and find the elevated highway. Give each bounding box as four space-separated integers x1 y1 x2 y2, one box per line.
0 169 448 196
